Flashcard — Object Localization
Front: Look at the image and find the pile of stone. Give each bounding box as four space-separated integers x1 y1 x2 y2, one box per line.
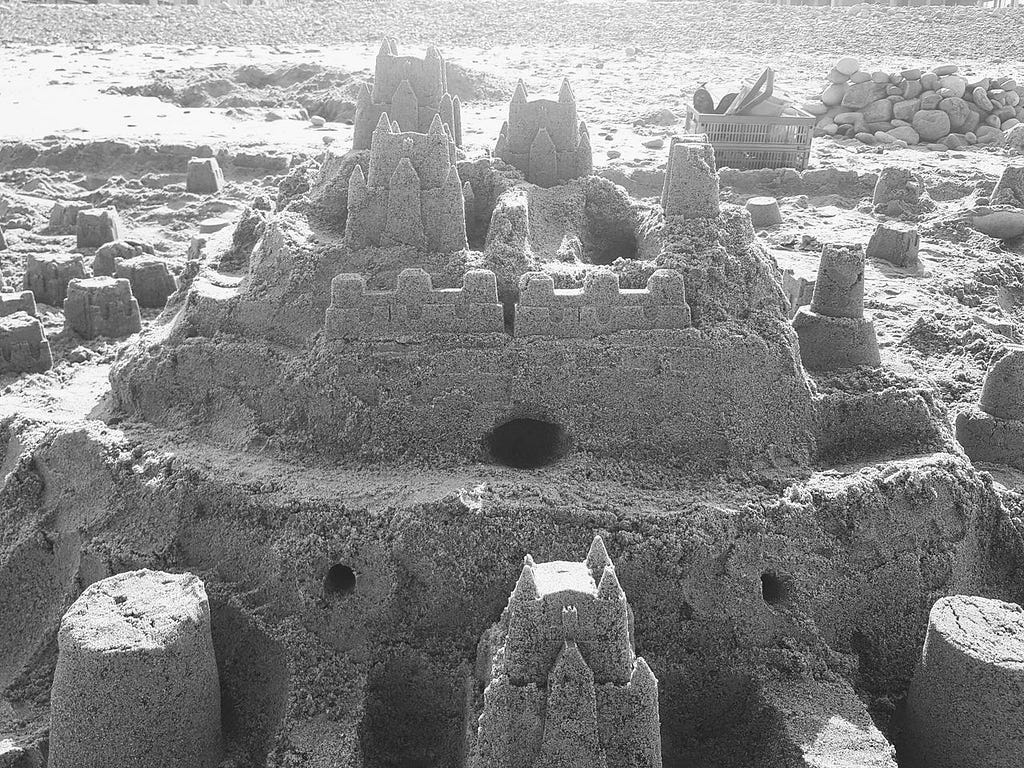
809 57 1022 149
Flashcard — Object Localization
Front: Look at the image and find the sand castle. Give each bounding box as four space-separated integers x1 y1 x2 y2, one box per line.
494 79 592 187
345 114 466 253
352 39 462 150
4 37 1018 768
792 243 881 370
64 276 142 339
49 570 222 768
904 595 1024 768
23 252 86 307
0 309 52 374
469 537 661 768
956 345 1024 468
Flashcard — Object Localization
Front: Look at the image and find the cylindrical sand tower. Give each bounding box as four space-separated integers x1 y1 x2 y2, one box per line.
904 594 1024 768
49 569 223 768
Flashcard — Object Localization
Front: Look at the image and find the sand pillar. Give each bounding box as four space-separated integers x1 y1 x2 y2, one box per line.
49 569 223 768
904 595 1024 768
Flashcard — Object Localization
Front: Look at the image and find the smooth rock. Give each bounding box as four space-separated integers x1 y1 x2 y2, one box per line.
913 110 951 141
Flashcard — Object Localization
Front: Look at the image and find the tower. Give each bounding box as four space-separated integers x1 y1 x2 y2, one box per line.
352 39 463 150
469 536 662 768
345 113 467 254
494 78 593 188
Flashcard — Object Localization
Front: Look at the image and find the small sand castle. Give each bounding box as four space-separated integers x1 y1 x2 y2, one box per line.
49 569 222 768
346 113 466 253
956 345 1024 468
494 78 592 188
661 135 720 219
353 39 462 150
792 243 881 371
64 276 142 339
469 537 662 768
904 595 1024 768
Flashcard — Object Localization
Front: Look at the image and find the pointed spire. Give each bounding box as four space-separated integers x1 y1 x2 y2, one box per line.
558 77 575 103
524 553 537 568
528 127 557 187
443 163 462 190
440 92 454 127
551 640 590 678
374 111 393 134
494 122 510 159
389 156 421 190
377 38 392 58
510 562 538 603
426 44 442 60
356 82 371 107
597 565 625 601
348 164 366 196
585 535 611 575
428 113 446 136
512 80 528 105
388 38 398 54
391 79 419 131
577 121 593 176
452 95 463 146
631 657 658 697
391 120 401 133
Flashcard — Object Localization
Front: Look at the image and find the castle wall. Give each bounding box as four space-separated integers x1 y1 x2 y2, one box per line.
116 314 815 469
324 269 504 340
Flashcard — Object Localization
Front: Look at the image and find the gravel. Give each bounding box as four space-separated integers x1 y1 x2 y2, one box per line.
2 1 1024 59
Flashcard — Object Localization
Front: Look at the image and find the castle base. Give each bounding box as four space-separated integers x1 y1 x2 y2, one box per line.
792 307 881 371
955 406 1024 469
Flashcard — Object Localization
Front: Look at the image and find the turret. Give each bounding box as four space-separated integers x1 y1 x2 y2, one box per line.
585 535 612 578
391 80 419 132
596 565 625 602
382 157 425 249
529 128 558 189
535 642 607 768
510 561 539 606
354 39 463 149
558 77 575 103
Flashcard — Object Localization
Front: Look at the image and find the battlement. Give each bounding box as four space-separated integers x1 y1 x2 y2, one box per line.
494 78 592 187
353 39 463 150
346 114 468 253
324 267 504 339
513 269 691 338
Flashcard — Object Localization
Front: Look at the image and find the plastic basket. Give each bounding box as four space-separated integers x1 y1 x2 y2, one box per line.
684 105 815 171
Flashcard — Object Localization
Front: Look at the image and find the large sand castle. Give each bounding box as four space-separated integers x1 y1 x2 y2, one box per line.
3 26 1024 768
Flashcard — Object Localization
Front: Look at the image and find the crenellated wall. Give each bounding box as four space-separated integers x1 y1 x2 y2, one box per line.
514 269 691 338
324 268 504 339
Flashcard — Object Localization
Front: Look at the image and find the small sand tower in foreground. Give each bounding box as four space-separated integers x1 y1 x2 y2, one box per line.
469 536 662 768
49 569 222 768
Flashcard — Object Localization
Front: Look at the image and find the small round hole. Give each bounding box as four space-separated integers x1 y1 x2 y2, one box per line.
325 564 356 596
484 417 570 469
760 572 791 605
